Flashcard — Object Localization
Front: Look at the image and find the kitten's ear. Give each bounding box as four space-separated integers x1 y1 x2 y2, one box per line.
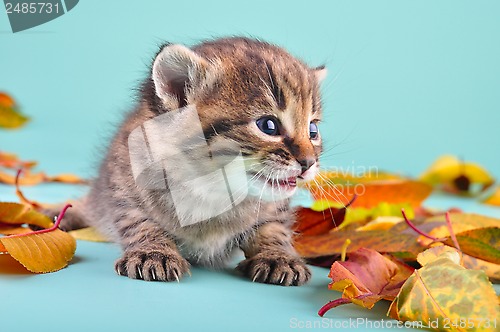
314 65 327 84
152 44 209 108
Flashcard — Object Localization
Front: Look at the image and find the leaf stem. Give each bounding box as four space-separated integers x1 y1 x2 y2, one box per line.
15 169 42 209
401 209 438 241
345 194 357 208
340 239 351 262
6 204 72 238
318 298 353 317
445 212 461 252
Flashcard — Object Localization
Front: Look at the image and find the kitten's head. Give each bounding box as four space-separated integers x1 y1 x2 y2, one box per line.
146 37 326 203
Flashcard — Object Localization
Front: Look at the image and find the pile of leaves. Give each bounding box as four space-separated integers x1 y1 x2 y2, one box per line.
0 92 85 273
294 163 500 330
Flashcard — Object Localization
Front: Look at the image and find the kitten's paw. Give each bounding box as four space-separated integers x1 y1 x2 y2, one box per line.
115 250 190 282
236 252 311 286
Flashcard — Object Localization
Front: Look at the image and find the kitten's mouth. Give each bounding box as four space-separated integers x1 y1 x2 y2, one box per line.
248 172 298 191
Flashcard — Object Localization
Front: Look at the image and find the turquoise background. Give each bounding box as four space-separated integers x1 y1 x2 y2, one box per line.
1 1 500 331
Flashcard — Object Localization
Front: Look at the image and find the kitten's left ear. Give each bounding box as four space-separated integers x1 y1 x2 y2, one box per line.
314 66 327 83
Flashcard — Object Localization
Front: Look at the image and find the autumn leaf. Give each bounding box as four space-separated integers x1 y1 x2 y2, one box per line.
483 186 500 207
389 246 500 331
0 92 29 129
0 202 53 229
69 227 109 242
293 196 356 236
294 229 424 262
0 151 87 186
309 199 415 231
318 248 414 316
443 227 500 264
305 171 432 209
420 155 495 195
0 151 37 169
0 204 76 273
294 207 344 236
462 254 500 283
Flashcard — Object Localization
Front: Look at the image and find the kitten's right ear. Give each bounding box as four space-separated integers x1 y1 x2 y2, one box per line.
152 44 209 108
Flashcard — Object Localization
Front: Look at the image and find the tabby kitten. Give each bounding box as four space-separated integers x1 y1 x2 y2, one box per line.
55 37 326 286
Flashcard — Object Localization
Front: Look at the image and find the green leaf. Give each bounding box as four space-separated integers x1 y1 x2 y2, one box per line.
390 246 500 331
444 227 500 264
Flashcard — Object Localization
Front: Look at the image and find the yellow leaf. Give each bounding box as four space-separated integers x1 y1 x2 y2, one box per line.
0 105 29 129
420 155 494 194
0 204 76 273
426 213 500 239
356 216 403 231
0 229 76 273
390 246 500 331
69 227 109 242
0 226 33 235
463 254 500 283
0 202 53 229
483 186 500 207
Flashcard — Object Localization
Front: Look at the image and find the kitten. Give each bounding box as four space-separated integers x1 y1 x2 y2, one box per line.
51 37 326 286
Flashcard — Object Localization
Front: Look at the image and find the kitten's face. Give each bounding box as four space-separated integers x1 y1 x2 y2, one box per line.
151 39 325 203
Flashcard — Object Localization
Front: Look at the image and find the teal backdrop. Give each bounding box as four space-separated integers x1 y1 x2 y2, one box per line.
1 1 499 332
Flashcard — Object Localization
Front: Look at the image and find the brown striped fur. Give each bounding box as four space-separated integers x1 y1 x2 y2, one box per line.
49 37 326 286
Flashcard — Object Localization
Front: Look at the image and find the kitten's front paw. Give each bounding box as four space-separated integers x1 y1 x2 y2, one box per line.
115 250 190 282
236 252 311 286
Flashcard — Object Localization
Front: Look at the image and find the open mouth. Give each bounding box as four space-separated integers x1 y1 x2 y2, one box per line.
267 177 297 189
248 172 298 190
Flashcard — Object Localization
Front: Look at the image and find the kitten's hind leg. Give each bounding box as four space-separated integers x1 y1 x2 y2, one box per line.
114 218 190 282
237 222 311 286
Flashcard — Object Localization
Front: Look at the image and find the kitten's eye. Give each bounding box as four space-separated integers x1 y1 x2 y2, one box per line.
256 117 280 136
309 122 319 140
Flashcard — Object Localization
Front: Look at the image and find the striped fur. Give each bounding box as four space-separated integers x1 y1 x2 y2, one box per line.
53 38 326 286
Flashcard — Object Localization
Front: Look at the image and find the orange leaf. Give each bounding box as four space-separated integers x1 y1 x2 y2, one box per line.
46 173 87 184
0 202 53 229
483 186 500 207
307 171 432 209
0 229 76 273
318 248 414 316
0 204 76 273
0 151 37 169
0 170 45 185
294 229 424 261
0 92 15 108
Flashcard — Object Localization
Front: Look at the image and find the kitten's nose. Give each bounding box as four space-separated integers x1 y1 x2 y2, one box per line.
298 158 315 174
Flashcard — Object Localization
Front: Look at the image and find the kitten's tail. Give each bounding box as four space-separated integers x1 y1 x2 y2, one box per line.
41 197 89 231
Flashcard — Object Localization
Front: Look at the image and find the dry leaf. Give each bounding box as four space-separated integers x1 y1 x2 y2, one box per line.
69 227 109 242
0 204 76 273
0 151 37 169
318 248 414 316
420 155 495 194
356 216 404 231
0 202 53 229
389 246 500 331
306 171 432 209
418 213 500 246
462 254 500 283
294 229 424 262
483 186 500 206
443 227 500 264
0 92 29 129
